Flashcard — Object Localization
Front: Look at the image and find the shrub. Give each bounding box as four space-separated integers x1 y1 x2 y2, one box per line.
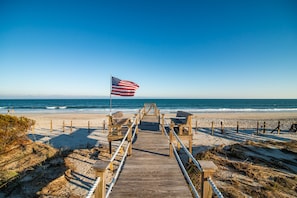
0 114 35 153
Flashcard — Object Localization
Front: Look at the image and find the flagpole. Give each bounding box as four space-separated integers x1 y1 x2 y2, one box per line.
109 76 112 115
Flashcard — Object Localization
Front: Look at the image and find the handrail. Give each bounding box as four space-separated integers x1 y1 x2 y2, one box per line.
172 139 200 198
172 130 202 172
106 121 138 197
162 117 224 198
109 118 136 163
207 177 224 198
86 114 138 198
162 119 200 198
86 177 101 198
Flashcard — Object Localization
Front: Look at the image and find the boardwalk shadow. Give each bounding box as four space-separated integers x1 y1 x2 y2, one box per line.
48 128 98 150
139 121 160 132
133 147 169 157
197 128 292 143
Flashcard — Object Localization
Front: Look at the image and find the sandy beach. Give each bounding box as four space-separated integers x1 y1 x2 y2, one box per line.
2 111 297 197
11 111 295 151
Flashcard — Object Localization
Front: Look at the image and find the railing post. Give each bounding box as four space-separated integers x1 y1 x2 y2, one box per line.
199 160 218 198
135 117 139 135
236 121 239 133
220 121 224 134
161 114 165 135
50 120 53 132
128 124 132 156
88 121 90 132
256 121 259 135
103 120 106 132
169 123 174 158
93 161 109 198
278 121 280 134
63 120 65 132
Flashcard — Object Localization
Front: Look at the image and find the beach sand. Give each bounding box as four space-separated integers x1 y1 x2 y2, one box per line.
4 111 297 197
16 111 297 149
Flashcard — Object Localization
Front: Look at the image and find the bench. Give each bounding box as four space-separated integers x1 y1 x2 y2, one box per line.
108 111 130 137
171 111 193 135
108 111 131 155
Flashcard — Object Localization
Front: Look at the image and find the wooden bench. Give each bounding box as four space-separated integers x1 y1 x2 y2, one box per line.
108 111 131 155
108 111 130 138
171 111 193 135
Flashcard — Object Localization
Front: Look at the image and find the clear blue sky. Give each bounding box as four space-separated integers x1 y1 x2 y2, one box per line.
1 0 297 99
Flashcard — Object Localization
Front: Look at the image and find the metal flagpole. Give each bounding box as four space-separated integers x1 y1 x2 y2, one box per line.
109 76 112 115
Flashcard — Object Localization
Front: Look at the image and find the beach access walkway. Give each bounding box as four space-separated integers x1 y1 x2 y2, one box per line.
109 114 192 197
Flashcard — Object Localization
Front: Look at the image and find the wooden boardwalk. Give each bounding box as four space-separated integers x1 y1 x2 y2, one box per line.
109 115 192 198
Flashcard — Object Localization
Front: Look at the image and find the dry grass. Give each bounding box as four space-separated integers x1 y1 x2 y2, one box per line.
189 140 297 198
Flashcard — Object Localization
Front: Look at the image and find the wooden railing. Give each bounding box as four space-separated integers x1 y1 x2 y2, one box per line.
161 115 224 198
86 108 143 198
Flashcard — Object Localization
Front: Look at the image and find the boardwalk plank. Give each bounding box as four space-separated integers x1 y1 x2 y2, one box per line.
109 115 192 198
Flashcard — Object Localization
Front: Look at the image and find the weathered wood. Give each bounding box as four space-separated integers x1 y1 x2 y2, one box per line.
70 120 73 132
63 120 65 132
109 114 192 198
171 111 193 136
199 160 218 198
108 112 131 155
93 161 109 198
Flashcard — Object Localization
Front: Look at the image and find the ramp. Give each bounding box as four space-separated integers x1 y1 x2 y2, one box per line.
109 114 192 197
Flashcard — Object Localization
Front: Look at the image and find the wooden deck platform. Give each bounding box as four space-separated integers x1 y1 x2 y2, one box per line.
109 115 192 197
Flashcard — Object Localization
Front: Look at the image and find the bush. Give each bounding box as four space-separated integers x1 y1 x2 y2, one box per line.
0 115 35 153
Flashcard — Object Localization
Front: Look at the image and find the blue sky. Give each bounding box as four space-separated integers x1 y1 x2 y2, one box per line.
1 0 297 99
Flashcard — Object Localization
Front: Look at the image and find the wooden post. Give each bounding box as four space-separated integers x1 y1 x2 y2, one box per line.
103 120 106 132
277 121 280 134
88 121 90 132
220 121 224 134
161 114 165 135
50 120 53 132
169 123 174 158
108 115 112 135
93 161 109 198
70 120 73 132
211 121 214 136
109 141 112 157
128 124 132 156
199 160 218 198
177 141 181 152
63 121 65 132
263 121 266 134
236 121 239 133
256 121 259 135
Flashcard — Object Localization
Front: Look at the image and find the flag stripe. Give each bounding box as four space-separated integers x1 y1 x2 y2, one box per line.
111 76 139 97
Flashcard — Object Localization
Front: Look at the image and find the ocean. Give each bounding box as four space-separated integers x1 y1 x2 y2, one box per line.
1 99 297 114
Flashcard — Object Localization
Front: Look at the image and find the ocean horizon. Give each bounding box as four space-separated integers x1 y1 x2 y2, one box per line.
1 99 297 114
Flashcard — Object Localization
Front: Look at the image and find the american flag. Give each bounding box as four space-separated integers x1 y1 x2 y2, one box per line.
111 76 139 96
